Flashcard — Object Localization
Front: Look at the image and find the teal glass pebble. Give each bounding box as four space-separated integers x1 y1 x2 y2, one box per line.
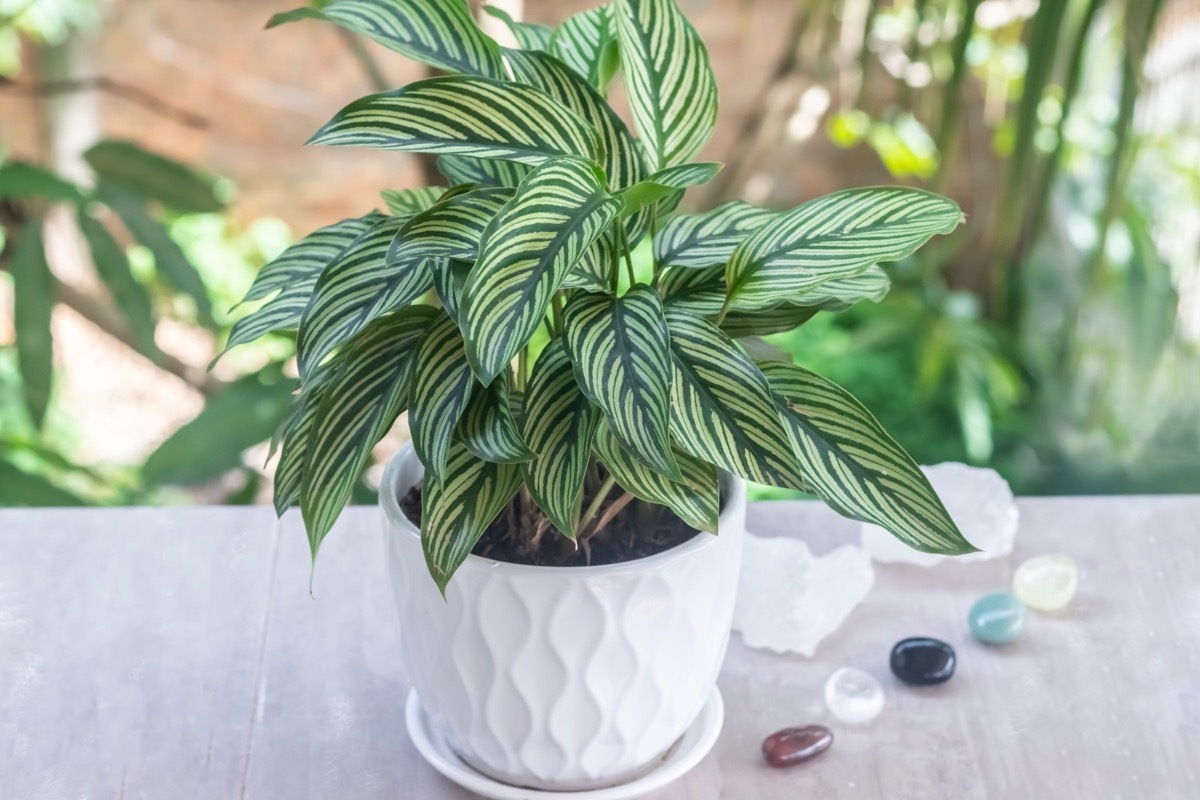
969 592 1026 644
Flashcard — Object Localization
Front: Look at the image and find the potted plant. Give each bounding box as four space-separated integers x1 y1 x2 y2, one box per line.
225 0 974 792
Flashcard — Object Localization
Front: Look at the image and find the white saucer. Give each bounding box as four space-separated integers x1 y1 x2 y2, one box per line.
404 687 724 800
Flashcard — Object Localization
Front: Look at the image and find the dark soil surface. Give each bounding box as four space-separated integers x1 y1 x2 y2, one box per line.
399 477 707 568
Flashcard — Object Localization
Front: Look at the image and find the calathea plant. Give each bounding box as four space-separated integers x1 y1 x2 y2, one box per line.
224 0 974 593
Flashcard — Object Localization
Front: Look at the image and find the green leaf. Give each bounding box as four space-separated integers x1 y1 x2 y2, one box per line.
300 307 435 557
794 263 891 305
665 308 808 490
502 48 647 192
309 75 602 166
654 199 775 268
289 0 508 78
409 310 475 482
296 216 417 377
657 264 724 314
616 162 721 218
615 0 718 171
456 372 534 463
461 156 623 384
9 218 54 428
224 213 380 352
725 187 963 310
76 206 159 359
273 383 323 516
96 180 215 327
0 161 85 204
593 422 718 533
562 228 618 292
266 7 327 28
0 461 86 506
759 361 974 555
563 286 679 479
433 258 472 322
84 140 224 213
387 186 514 265
422 441 522 594
142 372 295 486
520 338 601 538
380 186 445 217
549 4 620 93
481 5 552 50
437 154 530 188
717 303 827 338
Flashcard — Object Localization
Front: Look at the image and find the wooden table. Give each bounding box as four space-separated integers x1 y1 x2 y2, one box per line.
2 497 1197 799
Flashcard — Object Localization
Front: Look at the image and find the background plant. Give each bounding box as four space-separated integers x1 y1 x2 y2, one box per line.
221 0 980 591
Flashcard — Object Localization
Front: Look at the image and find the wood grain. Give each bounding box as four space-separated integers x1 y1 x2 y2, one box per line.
1 496 1197 799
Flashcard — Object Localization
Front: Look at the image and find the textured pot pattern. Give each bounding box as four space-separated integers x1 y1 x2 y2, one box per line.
380 444 747 792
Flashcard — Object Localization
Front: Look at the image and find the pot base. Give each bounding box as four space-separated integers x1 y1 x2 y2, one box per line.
405 687 725 800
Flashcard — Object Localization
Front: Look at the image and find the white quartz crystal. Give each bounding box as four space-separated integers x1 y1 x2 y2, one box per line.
860 462 1018 567
733 533 874 656
824 667 885 724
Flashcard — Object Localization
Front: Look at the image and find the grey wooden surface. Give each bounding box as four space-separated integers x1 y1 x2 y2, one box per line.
1 497 1197 799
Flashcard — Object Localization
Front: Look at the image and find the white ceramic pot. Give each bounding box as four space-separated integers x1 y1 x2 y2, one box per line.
380 444 746 792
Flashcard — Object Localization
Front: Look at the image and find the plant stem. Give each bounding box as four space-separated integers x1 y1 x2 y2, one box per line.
551 291 565 336
518 347 529 390
581 475 617 527
618 225 637 288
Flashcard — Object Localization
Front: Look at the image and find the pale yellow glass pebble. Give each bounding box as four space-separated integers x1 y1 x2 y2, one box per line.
1013 554 1078 611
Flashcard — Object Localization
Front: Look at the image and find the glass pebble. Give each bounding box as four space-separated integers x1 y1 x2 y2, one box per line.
824 667 885 724
969 592 1026 644
1013 554 1078 611
762 725 833 767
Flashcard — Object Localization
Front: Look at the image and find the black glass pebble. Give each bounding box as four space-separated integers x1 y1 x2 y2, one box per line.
889 637 956 686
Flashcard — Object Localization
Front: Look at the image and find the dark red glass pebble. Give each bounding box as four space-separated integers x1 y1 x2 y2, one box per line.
761 725 833 767
890 637 956 686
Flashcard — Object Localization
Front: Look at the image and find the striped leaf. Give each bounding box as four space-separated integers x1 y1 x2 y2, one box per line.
615 0 718 171
437 154 529 188
309 76 602 166
796 264 891 305
296 216 423 377
563 286 680 479
461 156 624 384
718 304 827 338
433 259 472 322
273 383 324 516
456 372 535 463
387 187 513 265
502 48 646 191
318 0 506 79
549 4 619 92
726 187 963 310
562 229 618 292
299 307 435 558
409 310 476 482
380 186 444 217
759 361 973 555
481 5 552 50
658 264 724 315
422 441 522 594
521 339 601 537
666 308 808 490
654 199 775 269
225 214 379 352
593 423 718 533
617 162 721 218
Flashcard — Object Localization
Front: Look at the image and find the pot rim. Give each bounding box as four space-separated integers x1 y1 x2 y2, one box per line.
380 442 746 578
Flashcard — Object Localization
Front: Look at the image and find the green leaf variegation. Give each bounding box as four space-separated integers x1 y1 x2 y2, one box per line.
521 339 601 537
550 5 620 93
300 307 434 557
461 156 623 384
617 162 722 218
387 187 514 265
309 76 602 166
726 187 963 310
381 186 444 217
225 214 379 352
615 0 718 171
759 361 974 555
409 311 476 483
563 286 680 480
593 423 718 533
654 200 776 268
666 309 809 490
456 374 535 464
481 5 552 50
422 442 522 594
437 155 530 188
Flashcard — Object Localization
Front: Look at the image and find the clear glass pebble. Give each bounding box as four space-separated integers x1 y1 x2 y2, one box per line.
1013 554 1078 611
824 667 885 724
